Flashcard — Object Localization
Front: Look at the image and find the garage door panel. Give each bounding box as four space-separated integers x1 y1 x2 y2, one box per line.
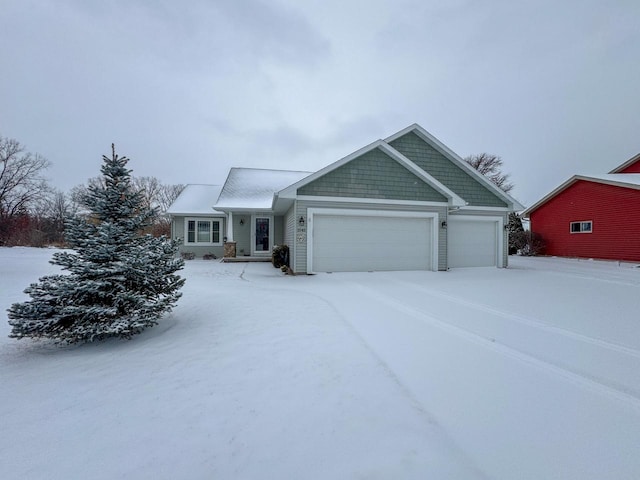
448 219 497 268
312 215 432 272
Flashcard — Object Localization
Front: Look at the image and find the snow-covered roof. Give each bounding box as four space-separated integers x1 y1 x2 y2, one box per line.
215 168 311 210
166 184 224 215
522 174 640 217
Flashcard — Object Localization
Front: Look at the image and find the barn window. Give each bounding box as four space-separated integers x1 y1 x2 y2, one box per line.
570 221 592 233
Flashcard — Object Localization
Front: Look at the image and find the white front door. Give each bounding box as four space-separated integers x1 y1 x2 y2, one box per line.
252 216 272 255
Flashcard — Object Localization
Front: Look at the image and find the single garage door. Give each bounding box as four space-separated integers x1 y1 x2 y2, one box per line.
311 214 433 272
448 217 498 267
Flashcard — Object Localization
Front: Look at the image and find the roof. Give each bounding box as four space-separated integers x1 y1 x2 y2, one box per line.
166 184 224 215
215 168 311 210
522 174 640 217
609 153 640 173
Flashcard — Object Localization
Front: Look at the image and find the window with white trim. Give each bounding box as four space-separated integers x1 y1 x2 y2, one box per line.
185 218 222 245
570 221 592 233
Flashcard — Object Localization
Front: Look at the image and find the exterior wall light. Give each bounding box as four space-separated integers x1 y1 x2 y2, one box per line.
441 221 447 229
239 218 244 226
299 216 305 227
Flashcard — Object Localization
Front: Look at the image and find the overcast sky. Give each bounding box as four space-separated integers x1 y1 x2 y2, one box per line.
1 0 639 207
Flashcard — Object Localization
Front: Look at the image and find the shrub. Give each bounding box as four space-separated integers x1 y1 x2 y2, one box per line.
513 230 545 256
272 244 290 268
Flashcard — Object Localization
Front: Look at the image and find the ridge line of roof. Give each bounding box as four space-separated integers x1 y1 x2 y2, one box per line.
522 173 640 217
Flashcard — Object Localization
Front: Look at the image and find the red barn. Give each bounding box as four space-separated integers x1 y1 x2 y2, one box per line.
522 154 640 262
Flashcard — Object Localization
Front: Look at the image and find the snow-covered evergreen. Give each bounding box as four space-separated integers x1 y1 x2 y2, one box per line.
7 145 185 343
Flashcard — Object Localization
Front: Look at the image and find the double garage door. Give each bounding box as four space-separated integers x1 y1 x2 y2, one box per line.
310 212 434 272
308 210 502 272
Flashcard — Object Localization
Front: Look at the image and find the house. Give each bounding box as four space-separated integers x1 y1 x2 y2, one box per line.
167 123 523 273
522 153 640 262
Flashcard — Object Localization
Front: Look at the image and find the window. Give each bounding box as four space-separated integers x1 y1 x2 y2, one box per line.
185 218 222 245
570 221 592 233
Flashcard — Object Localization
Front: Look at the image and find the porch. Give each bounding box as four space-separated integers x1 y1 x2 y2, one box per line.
221 256 272 263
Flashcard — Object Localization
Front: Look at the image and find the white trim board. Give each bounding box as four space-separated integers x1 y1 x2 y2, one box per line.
297 195 448 208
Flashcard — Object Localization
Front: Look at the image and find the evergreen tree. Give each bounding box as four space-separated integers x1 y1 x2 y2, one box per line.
7 145 185 343
507 212 525 254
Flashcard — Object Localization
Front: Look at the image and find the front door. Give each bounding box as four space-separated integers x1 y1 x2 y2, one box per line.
252 216 272 255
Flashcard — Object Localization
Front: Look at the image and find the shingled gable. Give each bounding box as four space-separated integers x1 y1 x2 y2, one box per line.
276 138 466 206
608 152 640 173
386 124 523 210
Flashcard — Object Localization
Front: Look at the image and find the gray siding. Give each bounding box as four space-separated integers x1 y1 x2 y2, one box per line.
284 205 296 268
389 132 508 207
233 214 251 256
274 216 284 245
284 205 295 247
293 199 448 273
171 215 226 259
298 147 448 202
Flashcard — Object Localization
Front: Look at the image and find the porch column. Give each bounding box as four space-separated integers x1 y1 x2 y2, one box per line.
227 211 234 241
223 211 237 258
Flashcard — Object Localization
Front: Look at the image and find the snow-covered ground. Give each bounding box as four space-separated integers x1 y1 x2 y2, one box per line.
1 248 640 479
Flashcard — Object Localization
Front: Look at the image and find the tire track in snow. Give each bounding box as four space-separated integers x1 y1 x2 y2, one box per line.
385 278 640 399
515 260 640 288
352 283 640 411
238 268 490 478
391 278 640 359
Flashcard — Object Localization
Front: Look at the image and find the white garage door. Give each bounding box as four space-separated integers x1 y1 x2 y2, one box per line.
311 214 433 272
448 218 498 267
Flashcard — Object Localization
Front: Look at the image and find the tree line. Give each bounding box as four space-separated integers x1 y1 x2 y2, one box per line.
0 134 184 247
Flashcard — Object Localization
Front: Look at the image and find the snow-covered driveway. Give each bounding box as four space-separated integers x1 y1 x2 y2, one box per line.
276 259 640 479
1 248 639 479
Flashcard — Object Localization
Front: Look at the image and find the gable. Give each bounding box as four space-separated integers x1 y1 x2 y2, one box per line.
522 174 640 217
388 131 508 207
297 146 448 202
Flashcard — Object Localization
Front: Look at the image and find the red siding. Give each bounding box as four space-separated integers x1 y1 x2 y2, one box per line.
530 180 640 262
619 159 640 173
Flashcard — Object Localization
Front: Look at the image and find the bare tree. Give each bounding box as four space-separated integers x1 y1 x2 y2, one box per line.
132 176 162 211
156 183 185 213
69 176 104 212
464 153 514 193
0 135 51 218
0 136 52 245
34 189 74 245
